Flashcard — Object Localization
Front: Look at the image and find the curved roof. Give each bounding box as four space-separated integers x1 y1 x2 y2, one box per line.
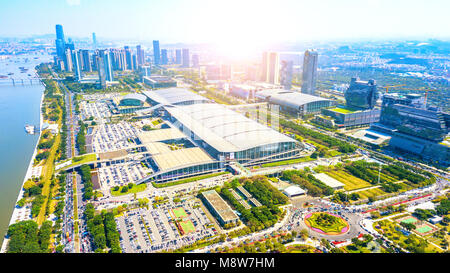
256 89 331 110
121 93 147 102
165 103 297 153
142 88 210 105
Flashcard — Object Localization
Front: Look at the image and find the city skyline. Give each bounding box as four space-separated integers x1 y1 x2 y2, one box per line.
1 0 450 45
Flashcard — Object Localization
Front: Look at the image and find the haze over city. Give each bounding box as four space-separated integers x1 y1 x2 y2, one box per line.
1 0 450 44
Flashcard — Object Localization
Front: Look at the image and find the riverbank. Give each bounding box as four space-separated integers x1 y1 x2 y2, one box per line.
0 79 45 253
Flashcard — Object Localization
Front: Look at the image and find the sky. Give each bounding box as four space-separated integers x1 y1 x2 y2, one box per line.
0 0 449 47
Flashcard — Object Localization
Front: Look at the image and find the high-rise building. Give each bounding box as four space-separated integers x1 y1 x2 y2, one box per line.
161 49 168 65
97 55 106 89
153 40 160 65
132 55 138 70
175 49 182 64
192 54 199 68
56 24 65 41
55 24 65 59
301 49 318 95
345 77 379 109
124 46 133 70
92 32 97 48
81 50 91 72
136 45 145 65
182 48 190 68
99 50 114 82
280 60 293 90
64 48 73 71
261 52 280 85
72 50 82 81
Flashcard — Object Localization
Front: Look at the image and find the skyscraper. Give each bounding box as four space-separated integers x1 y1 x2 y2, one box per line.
81 50 91 72
280 60 293 90
301 49 318 95
136 45 145 65
92 32 97 49
99 50 114 82
72 50 82 81
55 24 65 59
192 54 199 68
64 48 73 71
153 40 160 65
124 46 133 70
56 24 64 41
161 49 168 65
97 55 106 89
261 52 280 85
182 48 190 68
175 49 182 64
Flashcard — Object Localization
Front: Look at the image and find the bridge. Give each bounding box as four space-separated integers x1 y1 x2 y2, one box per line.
0 78 42 86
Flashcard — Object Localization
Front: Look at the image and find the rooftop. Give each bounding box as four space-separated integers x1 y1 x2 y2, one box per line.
142 88 210 105
137 128 186 144
256 89 331 109
152 147 215 171
202 190 239 222
165 103 297 152
312 173 345 189
283 185 306 196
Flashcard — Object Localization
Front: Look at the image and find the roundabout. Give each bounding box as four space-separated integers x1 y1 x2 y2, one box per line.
304 212 350 235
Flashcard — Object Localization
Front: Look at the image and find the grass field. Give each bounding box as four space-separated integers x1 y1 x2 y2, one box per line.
261 156 313 168
326 170 372 191
111 183 147 196
305 212 349 234
172 207 188 219
355 187 387 199
63 153 97 170
179 220 196 235
284 244 317 253
151 172 228 188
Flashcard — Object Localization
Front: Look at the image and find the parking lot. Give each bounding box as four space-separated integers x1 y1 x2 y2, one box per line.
116 199 218 253
91 122 140 153
98 162 151 188
80 101 111 123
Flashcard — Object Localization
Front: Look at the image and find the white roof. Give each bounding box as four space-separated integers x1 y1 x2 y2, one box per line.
142 88 210 105
138 128 186 143
152 147 215 171
165 103 297 153
312 173 345 189
256 89 331 110
283 185 306 196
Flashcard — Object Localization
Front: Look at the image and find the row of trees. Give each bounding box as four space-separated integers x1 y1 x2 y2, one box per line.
84 204 121 253
279 119 356 153
76 121 87 155
80 164 94 200
281 170 334 197
6 220 53 253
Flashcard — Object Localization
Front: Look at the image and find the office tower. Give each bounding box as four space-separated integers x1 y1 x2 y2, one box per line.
81 50 91 72
136 45 145 65
72 50 82 81
175 49 182 64
261 52 280 85
55 24 64 41
64 48 73 71
98 50 113 82
153 40 160 65
97 55 106 88
301 49 318 95
124 46 133 70
92 33 97 48
119 50 127 71
132 55 138 70
161 49 168 65
280 60 293 90
192 54 199 68
55 24 65 59
182 48 190 68
345 77 379 109
91 52 98 71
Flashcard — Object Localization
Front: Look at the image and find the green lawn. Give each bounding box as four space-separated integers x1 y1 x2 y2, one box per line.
261 156 313 168
172 207 188 219
152 172 228 188
111 183 147 196
326 170 372 191
62 153 97 170
305 212 348 234
179 220 196 234
329 107 357 114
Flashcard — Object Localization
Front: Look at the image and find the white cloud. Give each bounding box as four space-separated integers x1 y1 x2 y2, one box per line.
67 0 81 6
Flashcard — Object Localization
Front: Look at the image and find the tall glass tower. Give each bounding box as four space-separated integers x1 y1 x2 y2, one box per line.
153 40 160 65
